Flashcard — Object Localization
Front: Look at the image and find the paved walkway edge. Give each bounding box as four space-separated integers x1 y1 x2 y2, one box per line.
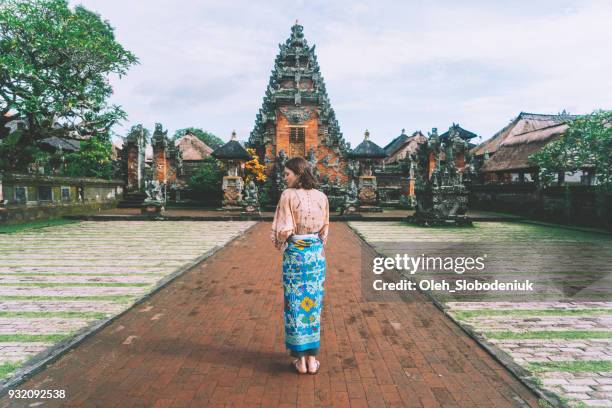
64 214 524 222
0 221 260 397
346 222 565 408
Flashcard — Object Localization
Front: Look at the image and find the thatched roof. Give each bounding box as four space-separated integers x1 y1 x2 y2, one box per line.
176 134 213 161
480 123 568 172
349 130 388 159
472 112 574 157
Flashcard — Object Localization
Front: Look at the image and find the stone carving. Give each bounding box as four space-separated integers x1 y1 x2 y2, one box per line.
340 179 358 215
408 127 472 226
242 181 260 215
358 176 377 205
141 179 166 215
274 150 288 198
306 147 319 179
144 180 165 203
222 176 243 209
279 107 312 124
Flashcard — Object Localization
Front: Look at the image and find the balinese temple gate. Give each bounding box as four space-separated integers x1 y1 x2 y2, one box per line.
248 22 353 207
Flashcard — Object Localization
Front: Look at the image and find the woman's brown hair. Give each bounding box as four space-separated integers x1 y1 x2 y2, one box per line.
285 157 317 190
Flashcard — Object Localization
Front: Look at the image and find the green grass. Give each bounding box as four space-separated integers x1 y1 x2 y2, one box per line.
0 361 22 378
451 308 612 320
529 360 612 373
0 311 108 319
0 334 69 342
0 282 150 287
484 331 612 340
0 295 135 302
0 219 78 234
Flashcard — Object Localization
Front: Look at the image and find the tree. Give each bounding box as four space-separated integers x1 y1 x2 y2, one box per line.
530 110 612 191
188 156 223 205
173 127 224 150
0 0 138 170
62 134 115 179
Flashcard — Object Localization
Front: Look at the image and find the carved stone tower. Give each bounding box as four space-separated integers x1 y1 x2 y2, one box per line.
248 22 350 194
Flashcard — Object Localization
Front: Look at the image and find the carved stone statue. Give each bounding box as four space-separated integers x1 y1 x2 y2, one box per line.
306 147 319 179
408 127 472 226
242 180 260 215
341 179 359 215
141 179 166 215
144 180 165 203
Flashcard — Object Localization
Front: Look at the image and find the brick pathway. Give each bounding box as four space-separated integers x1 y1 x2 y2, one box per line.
0 221 254 377
0 222 538 407
351 221 612 407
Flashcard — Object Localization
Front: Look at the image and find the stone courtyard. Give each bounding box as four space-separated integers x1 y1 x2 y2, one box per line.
0 219 609 407
350 221 612 407
0 221 255 381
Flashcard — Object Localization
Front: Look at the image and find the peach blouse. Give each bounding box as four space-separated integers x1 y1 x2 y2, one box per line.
271 188 330 250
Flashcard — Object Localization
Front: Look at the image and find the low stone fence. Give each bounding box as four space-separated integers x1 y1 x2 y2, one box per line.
0 173 123 225
470 183 612 230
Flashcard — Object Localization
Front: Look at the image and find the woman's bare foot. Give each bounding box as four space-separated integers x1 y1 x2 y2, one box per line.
307 356 320 374
293 357 307 374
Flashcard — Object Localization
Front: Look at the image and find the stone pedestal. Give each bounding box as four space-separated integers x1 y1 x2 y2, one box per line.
222 176 243 210
241 204 260 217
358 176 382 212
140 201 165 215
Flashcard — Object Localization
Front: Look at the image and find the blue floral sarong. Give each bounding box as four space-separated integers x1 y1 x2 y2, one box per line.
282 234 326 354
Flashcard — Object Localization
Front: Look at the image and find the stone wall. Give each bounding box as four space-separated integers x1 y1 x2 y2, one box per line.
0 173 122 225
470 184 612 230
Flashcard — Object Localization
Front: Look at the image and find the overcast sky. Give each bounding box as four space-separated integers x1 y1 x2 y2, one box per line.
71 0 612 148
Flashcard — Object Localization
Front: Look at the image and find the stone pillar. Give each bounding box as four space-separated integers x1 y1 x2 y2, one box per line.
126 142 140 191
152 139 167 184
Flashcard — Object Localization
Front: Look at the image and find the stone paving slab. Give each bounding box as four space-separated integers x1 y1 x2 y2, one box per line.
0 301 126 313
448 301 612 310
0 344 51 364
0 275 161 284
0 222 539 407
0 220 255 382
350 220 612 407
0 286 149 297
0 318 91 334
467 316 612 331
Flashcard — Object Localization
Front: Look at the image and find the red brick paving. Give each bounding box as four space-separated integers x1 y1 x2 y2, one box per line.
0 222 539 407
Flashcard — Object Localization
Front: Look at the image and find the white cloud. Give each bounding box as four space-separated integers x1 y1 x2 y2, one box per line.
72 0 612 147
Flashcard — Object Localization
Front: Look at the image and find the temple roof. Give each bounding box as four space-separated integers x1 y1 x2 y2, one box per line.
440 124 478 141
212 131 252 161
472 112 575 157
248 22 348 154
40 136 81 152
383 129 409 155
480 123 569 172
349 130 388 159
176 134 213 161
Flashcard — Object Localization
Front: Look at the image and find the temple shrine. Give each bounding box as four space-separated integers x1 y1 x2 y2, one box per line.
248 22 351 200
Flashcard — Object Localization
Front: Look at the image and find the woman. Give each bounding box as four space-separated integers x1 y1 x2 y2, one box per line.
271 156 329 375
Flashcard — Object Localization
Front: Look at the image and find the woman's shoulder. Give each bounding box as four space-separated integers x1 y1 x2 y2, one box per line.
312 189 328 200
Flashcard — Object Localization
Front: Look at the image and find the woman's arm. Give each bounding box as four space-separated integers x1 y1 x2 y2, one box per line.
270 190 295 250
318 195 329 246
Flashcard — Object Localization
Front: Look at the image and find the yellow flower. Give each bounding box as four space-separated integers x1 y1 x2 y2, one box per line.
301 297 315 312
